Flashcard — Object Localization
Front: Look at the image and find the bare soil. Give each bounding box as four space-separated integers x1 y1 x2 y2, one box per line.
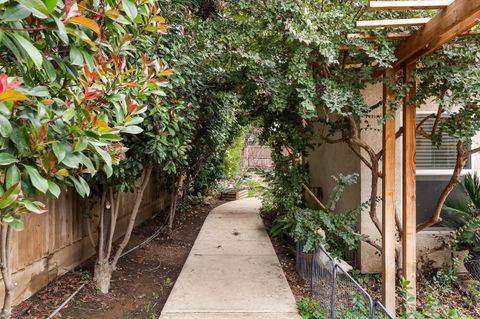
13 197 225 319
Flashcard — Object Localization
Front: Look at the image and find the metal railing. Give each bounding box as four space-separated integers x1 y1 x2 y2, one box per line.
296 242 394 319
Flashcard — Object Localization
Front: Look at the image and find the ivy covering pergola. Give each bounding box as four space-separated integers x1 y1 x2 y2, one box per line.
354 0 480 315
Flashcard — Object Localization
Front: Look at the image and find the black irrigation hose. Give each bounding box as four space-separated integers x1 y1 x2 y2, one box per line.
47 224 167 318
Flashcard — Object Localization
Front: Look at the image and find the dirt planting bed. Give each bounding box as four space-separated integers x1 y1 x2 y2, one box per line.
13 198 224 319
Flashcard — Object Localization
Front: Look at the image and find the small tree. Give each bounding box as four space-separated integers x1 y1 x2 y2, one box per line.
84 0 200 293
0 0 155 316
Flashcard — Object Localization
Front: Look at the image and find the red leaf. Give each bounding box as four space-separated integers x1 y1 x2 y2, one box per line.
38 126 46 142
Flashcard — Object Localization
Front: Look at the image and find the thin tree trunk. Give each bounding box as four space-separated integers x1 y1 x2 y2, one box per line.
111 166 153 270
94 191 109 293
0 225 14 319
168 176 180 231
93 166 153 294
416 142 468 232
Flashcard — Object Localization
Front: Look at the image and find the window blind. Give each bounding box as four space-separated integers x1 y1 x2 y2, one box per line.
416 114 471 170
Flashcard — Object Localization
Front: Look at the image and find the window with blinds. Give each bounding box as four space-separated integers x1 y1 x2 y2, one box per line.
416 114 471 170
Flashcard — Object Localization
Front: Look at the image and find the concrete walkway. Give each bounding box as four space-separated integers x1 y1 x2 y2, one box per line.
160 198 300 319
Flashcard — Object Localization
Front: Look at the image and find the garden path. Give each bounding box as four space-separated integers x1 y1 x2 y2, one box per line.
159 197 300 319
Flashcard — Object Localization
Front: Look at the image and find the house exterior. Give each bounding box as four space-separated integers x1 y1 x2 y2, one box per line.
307 82 480 273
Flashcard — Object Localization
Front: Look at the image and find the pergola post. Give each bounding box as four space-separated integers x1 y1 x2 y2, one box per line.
402 64 417 298
382 68 396 315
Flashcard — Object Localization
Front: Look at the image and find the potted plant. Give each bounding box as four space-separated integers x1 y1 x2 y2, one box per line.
221 177 248 201
443 173 480 280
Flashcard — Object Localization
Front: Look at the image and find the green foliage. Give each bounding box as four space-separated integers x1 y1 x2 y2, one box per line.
431 258 460 291
245 178 266 197
223 130 246 180
0 0 170 230
297 297 326 319
398 279 472 319
443 173 480 253
189 92 244 194
463 281 480 308
262 155 308 216
294 174 367 256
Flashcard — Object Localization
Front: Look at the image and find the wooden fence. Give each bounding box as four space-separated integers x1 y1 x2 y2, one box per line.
2 173 171 308
242 146 273 169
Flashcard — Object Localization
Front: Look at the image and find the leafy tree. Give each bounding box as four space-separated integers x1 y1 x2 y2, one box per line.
0 0 168 314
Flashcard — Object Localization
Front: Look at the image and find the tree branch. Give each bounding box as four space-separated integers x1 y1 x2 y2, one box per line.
416 142 468 232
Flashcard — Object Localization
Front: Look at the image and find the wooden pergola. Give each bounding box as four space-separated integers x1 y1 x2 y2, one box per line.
353 0 480 315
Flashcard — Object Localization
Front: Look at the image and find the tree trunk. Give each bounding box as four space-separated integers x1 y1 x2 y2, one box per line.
91 166 153 294
94 261 112 294
168 176 180 231
0 225 14 319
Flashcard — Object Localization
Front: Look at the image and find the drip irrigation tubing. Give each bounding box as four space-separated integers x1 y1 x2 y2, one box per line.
47 224 168 318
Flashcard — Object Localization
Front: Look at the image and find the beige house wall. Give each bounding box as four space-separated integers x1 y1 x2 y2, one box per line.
308 83 480 273
307 121 361 213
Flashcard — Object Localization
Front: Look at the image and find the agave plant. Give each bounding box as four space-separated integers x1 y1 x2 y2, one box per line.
443 173 480 280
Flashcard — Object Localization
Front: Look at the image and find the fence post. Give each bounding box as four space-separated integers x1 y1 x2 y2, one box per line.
310 248 315 292
330 263 337 319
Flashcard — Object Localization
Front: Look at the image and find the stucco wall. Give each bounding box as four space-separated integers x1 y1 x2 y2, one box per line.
309 82 480 273
306 120 361 213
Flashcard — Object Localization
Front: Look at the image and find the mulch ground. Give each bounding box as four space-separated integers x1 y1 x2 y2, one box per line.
13 197 225 319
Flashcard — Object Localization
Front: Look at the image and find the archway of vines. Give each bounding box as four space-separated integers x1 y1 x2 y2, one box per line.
0 0 479 317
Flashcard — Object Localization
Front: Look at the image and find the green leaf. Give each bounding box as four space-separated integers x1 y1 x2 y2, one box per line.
81 49 95 69
122 0 137 20
70 176 89 197
62 152 81 169
92 144 112 177
47 180 61 198
25 165 49 193
0 183 21 209
54 17 69 44
121 125 143 134
2 215 14 223
62 108 76 121
2 4 31 22
22 200 46 214
0 153 17 166
6 165 20 189
10 126 30 156
44 0 58 13
11 218 24 231
52 142 67 162
19 86 49 97
70 47 84 65
17 0 49 18
1 33 23 62
79 153 96 174
0 114 12 138
12 33 43 69
78 176 90 196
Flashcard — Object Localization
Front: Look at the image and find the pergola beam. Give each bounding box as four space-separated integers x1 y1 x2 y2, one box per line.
356 17 430 28
393 0 480 67
369 1 453 11
347 30 478 41
382 69 397 315
402 64 417 302
348 31 412 40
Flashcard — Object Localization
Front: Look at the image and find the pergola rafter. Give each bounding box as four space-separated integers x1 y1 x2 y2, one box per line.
369 1 453 11
352 0 480 316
